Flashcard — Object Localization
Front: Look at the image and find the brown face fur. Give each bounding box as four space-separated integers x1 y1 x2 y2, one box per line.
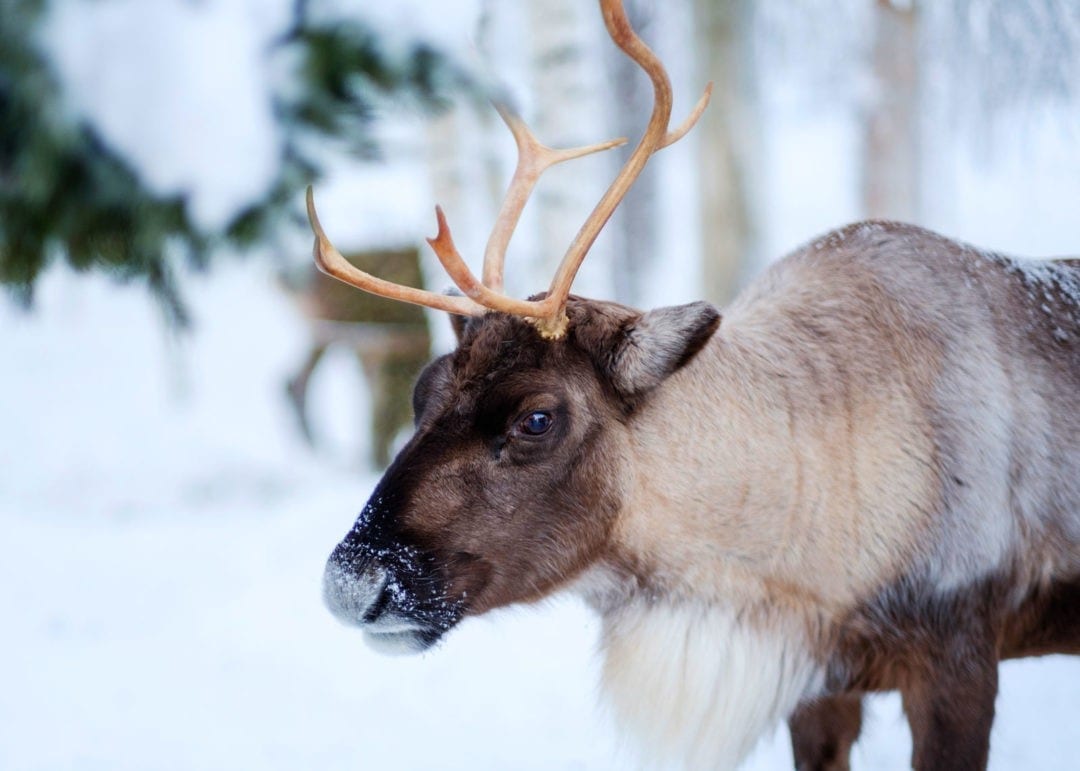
322 296 721 650
396 307 630 615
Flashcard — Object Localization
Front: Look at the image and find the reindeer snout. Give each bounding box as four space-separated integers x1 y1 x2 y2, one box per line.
322 554 388 626
322 530 462 656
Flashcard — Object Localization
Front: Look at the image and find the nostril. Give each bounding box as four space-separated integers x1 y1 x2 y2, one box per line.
322 558 388 626
362 582 392 623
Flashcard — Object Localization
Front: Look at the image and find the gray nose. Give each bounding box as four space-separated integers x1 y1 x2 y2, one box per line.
322 558 388 626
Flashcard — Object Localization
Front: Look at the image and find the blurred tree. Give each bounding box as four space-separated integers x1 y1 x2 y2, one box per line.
862 0 919 221
694 0 759 305
524 0 616 300
0 0 471 325
606 0 659 307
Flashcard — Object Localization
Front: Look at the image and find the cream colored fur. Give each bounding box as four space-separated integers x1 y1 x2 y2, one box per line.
599 600 823 770
581 223 1080 769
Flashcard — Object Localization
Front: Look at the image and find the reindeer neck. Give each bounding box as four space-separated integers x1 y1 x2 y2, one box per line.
608 314 935 615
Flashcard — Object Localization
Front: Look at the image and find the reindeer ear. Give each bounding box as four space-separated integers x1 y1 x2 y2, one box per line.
575 301 721 398
442 288 471 342
448 312 470 342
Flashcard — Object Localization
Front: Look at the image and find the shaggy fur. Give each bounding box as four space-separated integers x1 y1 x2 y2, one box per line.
324 221 1079 771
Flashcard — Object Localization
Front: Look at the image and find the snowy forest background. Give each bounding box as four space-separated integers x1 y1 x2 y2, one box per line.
2 0 1079 769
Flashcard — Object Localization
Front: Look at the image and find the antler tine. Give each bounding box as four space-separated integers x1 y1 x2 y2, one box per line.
480 103 627 291
306 188 485 317
534 0 713 338
427 205 562 317
662 82 714 149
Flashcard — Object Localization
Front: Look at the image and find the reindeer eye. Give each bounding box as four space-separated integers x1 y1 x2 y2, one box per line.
519 411 553 436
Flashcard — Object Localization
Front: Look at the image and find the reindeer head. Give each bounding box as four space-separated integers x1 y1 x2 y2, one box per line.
323 299 718 653
314 0 714 654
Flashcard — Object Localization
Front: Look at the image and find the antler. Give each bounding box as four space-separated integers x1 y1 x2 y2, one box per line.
536 0 713 336
306 0 712 339
481 103 627 292
307 188 485 317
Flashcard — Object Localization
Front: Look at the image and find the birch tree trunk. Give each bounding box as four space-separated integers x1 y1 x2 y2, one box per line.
426 101 494 348
862 0 919 221
605 0 658 307
423 106 469 350
524 0 615 301
694 0 758 305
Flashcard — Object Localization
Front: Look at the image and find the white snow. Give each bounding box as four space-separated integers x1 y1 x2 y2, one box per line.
44 0 285 231
3 1 1079 769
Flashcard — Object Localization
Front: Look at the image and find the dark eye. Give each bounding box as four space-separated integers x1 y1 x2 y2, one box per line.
519 411 553 436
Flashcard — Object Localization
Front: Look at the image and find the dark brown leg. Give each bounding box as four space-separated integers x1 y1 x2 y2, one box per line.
286 344 328 445
789 694 863 771
901 640 998 771
370 351 426 468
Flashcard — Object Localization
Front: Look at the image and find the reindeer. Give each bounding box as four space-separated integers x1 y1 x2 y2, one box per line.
311 1 1080 768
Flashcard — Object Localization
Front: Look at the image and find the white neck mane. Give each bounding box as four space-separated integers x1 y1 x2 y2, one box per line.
597 598 823 770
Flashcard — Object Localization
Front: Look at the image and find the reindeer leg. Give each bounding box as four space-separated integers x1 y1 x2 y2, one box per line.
901 635 998 771
286 344 327 446
367 350 424 469
789 694 863 771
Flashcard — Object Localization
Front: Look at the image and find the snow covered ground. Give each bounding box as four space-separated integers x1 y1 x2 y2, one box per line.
3 1 1080 769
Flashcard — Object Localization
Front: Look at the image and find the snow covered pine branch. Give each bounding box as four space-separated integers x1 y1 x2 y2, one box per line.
311 1 1080 768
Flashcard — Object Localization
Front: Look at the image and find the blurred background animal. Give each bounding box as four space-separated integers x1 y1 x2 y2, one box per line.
279 247 431 468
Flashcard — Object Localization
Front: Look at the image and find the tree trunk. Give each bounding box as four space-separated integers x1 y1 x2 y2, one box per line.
862 0 919 221
524 0 615 301
694 0 758 306
605 0 659 307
